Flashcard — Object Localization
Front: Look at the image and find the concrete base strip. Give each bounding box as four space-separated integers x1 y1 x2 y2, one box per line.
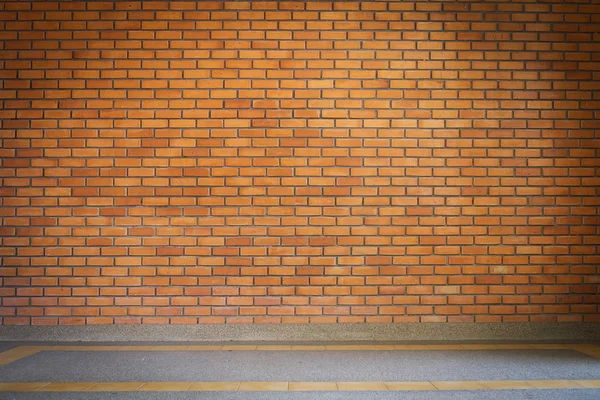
0 380 599 392
1 344 598 366
1 323 599 342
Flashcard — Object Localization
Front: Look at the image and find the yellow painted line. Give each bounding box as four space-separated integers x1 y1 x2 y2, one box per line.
392 345 433 350
289 382 338 391
221 345 257 351
139 382 192 391
337 382 388 391
425 345 466 351
526 380 587 389
432 381 488 390
87 382 145 391
0 380 597 392
188 382 240 391
0 343 597 366
73 346 122 351
324 345 363 350
575 380 600 389
149 346 190 351
0 346 43 366
461 344 533 350
480 380 536 390
291 345 327 351
384 382 437 390
39 382 96 392
358 345 397 351
570 344 599 350
529 344 569 350
186 345 222 351
117 346 157 351
238 382 289 391
0 382 50 392
256 345 292 351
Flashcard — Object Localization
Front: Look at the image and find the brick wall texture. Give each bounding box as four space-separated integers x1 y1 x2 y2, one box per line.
0 0 599 326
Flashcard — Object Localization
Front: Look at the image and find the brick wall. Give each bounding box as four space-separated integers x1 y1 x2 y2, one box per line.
0 0 599 326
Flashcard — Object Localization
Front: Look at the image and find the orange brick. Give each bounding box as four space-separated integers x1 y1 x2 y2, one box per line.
0 1 596 326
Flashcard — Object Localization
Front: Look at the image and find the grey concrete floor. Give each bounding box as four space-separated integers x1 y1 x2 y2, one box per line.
0 342 599 400
1 349 599 382
0 344 19 353
2 390 600 400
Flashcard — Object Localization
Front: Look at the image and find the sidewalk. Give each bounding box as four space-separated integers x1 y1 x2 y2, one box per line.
0 341 599 399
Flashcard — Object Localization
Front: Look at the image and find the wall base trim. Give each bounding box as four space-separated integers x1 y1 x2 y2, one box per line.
1 323 599 342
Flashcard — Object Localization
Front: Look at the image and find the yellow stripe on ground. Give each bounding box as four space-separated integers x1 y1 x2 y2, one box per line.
0 380 599 392
0 347 43 366
0 344 597 366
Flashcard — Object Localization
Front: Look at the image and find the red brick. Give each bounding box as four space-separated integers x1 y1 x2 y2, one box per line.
0 1 597 326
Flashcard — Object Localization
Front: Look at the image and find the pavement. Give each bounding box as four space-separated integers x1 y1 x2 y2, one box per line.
0 341 598 400
2 390 600 400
